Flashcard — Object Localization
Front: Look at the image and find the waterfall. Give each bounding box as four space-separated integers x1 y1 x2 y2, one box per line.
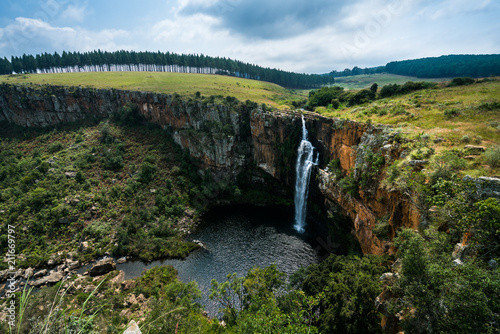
294 115 318 233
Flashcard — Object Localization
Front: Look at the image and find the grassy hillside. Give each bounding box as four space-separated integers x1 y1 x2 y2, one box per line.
333 73 450 90
315 78 500 175
0 72 307 108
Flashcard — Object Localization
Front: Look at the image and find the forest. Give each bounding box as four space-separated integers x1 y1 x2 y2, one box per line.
385 54 500 78
329 54 500 79
0 50 333 89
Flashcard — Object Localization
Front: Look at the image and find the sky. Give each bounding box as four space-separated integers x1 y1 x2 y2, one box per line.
0 0 499 74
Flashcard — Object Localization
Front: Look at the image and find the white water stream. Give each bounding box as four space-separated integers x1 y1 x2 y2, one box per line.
293 116 318 233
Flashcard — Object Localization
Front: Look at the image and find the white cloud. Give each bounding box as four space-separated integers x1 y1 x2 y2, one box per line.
60 2 88 23
0 0 498 74
0 17 131 56
151 14 224 43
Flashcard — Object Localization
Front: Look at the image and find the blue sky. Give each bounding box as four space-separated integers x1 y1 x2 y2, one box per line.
0 0 499 73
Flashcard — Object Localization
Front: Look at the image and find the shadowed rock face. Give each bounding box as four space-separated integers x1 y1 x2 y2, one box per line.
0 84 420 254
89 258 116 277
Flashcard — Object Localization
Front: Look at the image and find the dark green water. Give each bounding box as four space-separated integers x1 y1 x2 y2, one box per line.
116 205 320 315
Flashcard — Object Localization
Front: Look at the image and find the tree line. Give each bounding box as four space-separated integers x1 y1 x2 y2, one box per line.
329 54 500 79
328 65 385 77
0 50 334 89
385 54 500 78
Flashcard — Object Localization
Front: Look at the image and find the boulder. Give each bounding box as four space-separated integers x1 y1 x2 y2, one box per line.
84 285 96 293
407 160 428 170
89 258 116 277
463 175 500 199
379 272 398 284
0 269 10 281
30 271 63 287
121 279 136 291
80 241 89 252
123 320 142 334
24 267 34 279
452 243 469 261
464 145 485 153
33 269 47 278
110 270 125 285
66 259 80 270
391 258 402 273
117 257 127 264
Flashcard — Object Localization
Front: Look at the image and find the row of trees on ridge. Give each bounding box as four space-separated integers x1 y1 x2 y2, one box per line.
0 50 334 89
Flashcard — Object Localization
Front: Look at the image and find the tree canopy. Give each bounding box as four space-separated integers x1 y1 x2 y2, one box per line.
0 50 334 89
385 54 500 78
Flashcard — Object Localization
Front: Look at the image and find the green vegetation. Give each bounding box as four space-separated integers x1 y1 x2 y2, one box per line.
4 266 209 334
385 54 500 78
333 73 448 90
0 72 303 108
1 66 500 333
0 115 204 267
390 228 500 333
317 77 500 160
0 50 333 89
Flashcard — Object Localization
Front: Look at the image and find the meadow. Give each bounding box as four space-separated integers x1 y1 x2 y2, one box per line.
333 73 450 90
0 72 307 107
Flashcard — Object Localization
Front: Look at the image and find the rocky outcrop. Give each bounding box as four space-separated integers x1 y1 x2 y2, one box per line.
29 270 64 287
0 83 421 254
89 258 116 276
463 175 500 199
123 320 142 334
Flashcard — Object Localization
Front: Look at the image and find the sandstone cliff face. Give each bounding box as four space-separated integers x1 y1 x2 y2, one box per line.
0 83 420 254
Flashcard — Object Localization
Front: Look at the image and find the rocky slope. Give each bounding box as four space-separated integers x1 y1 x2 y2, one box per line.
0 83 420 254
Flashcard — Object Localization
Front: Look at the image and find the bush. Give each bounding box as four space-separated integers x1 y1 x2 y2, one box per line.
460 135 471 143
100 124 113 143
429 149 466 183
448 77 475 87
112 103 144 126
372 217 390 240
102 151 124 171
139 161 157 183
444 108 460 118
484 146 500 168
338 174 359 197
47 141 64 153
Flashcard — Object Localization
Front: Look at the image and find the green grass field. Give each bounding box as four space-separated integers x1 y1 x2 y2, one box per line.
0 72 307 107
317 78 500 177
333 73 450 90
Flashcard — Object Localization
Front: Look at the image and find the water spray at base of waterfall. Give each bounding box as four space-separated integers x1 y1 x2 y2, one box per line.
294 115 318 233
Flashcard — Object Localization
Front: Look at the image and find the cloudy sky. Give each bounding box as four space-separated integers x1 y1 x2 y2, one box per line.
0 0 499 73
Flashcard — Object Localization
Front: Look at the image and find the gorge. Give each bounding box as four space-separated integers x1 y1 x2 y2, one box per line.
0 82 420 255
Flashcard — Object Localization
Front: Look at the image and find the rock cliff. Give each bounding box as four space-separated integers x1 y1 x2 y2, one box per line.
0 83 420 254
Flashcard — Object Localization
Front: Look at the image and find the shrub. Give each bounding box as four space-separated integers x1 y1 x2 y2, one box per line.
448 77 475 87
484 146 500 168
429 149 466 183
112 103 144 126
47 141 64 153
102 151 124 171
100 124 113 143
444 108 460 118
139 161 157 183
372 217 390 240
84 221 112 239
460 135 471 143
338 174 359 197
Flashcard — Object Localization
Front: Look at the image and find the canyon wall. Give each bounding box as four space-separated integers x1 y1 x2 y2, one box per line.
0 83 420 254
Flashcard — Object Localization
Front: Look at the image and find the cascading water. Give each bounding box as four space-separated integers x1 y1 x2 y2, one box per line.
294 115 318 233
